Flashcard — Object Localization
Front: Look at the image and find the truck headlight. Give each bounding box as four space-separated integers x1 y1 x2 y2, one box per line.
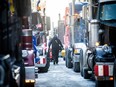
95 42 100 46
74 49 78 54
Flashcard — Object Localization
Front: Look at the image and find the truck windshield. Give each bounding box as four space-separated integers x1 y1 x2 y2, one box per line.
100 3 116 21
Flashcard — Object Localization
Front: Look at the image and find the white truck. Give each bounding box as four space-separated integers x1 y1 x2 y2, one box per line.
64 1 88 72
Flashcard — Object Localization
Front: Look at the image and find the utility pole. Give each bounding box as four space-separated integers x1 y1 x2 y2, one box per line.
71 0 75 46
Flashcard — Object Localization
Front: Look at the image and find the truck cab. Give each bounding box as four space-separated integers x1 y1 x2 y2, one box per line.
96 0 116 86
81 0 116 87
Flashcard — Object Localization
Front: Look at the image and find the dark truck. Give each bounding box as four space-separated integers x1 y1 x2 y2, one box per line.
0 0 36 87
80 0 116 87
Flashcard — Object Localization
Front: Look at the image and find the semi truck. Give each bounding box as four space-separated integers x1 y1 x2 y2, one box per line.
64 0 116 86
79 0 116 86
64 1 88 72
31 12 50 72
0 0 37 87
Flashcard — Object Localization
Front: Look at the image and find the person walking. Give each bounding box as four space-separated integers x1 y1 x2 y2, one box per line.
48 35 63 65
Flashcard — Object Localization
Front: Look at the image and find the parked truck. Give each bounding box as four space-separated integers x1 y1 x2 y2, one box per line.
64 0 116 86
31 12 50 72
64 1 88 72
0 0 37 87
79 0 116 86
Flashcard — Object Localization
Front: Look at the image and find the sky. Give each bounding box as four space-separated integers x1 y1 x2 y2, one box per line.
46 0 70 27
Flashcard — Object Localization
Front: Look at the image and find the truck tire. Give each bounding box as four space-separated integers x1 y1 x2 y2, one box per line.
40 57 50 72
65 56 68 67
67 49 73 68
80 50 83 76
83 67 90 79
73 62 80 72
80 68 83 77
65 49 68 67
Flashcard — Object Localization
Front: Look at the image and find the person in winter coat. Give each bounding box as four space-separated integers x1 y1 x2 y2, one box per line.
48 35 63 65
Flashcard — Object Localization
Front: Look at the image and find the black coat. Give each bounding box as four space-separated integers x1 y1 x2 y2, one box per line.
48 36 63 51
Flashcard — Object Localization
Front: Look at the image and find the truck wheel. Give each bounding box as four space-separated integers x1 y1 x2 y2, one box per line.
80 50 83 77
65 57 68 67
65 49 68 67
65 49 72 68
40 66 49 72
80 67 83 77
40 57 50 72
67 50 73 68
73 62 80 72
83 67 90 79
67 57 73 68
